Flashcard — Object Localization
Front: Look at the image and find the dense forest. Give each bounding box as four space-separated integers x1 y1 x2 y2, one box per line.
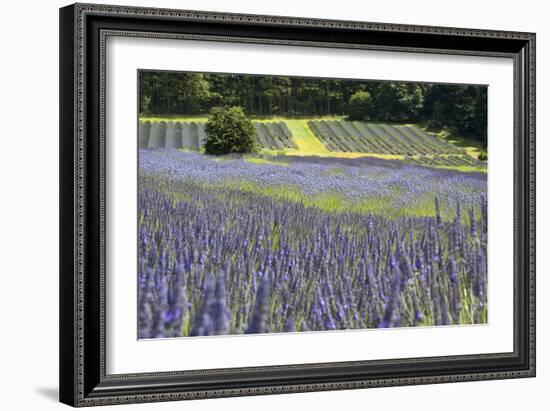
139 71 487 146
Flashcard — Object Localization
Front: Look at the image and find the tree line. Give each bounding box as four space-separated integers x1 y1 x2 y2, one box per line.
139 71 487 146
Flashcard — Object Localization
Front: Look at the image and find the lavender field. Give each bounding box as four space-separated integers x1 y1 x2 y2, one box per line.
138 149 488 338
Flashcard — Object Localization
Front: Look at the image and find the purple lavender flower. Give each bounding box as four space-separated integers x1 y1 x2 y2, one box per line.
245 273 272 334
137 150 488 338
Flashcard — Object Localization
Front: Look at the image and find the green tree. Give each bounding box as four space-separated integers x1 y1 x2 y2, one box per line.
369 83 425 122
179 74 212 115
348 91 373 120
425 85 487 146
204 107 257 155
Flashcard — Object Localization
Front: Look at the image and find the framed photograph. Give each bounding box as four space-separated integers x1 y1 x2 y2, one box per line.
59 3 535 407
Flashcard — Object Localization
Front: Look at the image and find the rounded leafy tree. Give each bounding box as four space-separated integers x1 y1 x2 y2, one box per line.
204 106 257 155
348 91 372 120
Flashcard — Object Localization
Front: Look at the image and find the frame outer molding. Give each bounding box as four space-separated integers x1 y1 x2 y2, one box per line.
60 2 536 407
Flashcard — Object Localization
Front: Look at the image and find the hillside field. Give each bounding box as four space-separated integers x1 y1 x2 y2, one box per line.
138 117 487 172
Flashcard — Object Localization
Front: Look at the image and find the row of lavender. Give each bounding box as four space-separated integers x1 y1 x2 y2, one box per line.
308 120 485 169
138 150 487 338
139 121 208 150
253 122 296 150
308 120 463 156
139 150 486 219
404 154 484 168
138 120 295 151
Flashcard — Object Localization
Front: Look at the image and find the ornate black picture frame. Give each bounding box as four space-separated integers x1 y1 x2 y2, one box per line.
59 3 535 407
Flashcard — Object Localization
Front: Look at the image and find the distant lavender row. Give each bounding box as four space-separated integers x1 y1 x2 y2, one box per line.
139 121 207 150
253 122 296 150
139 149 486 219
139 120 295 151
308 120 463 156
404 154 486 169
138 178 487 338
